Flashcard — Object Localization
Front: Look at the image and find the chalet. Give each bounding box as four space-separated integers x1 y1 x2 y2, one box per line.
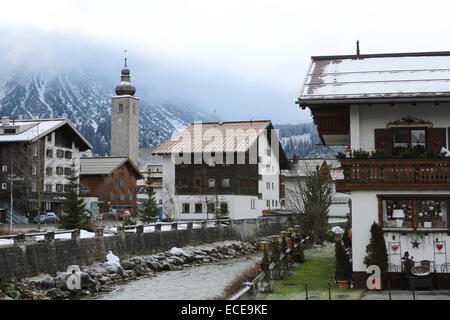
153 120 289 220
282 159 350 223
80 157 144 215
0 116 92 219
297 50 450 289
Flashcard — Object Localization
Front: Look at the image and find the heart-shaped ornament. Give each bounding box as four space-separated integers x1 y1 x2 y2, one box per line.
436 243 443 251
392 245 399 251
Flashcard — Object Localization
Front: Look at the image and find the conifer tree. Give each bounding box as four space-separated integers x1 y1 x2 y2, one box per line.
364 222 388 274
140 176 160 223
335 240 353 281
58 162 86 230
214 194 229 220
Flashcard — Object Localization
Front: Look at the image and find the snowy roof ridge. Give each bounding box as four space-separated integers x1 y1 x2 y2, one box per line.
0 118 92 151
298 51 450 105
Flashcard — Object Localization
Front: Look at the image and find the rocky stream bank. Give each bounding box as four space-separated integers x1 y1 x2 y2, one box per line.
0 240 259 300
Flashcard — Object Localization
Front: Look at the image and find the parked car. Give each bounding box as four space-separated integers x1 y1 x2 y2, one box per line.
33 212 57 224
117 210 131 221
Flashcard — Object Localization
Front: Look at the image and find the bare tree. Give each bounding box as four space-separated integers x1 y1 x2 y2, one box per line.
162 178 178 222
285 162 332 244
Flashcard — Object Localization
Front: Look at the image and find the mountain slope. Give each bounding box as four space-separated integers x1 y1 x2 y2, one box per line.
275 122 345 159
0 71 216 155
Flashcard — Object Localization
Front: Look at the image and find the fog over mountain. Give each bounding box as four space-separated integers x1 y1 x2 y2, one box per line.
0 25 308 124
0 25 328 157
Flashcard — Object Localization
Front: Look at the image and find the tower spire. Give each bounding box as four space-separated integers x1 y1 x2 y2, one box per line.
115 50 136 96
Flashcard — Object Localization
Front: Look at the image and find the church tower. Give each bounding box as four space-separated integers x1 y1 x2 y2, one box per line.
111 55 139 165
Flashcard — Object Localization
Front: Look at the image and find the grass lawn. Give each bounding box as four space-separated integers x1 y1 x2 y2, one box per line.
264 244 364 300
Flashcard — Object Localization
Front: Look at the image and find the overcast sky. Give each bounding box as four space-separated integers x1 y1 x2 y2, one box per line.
1 0 450 123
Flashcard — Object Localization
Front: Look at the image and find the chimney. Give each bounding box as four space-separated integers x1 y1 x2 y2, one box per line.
1 116 10 126
356 40 360 59
18 115 23 120
49 113 54 119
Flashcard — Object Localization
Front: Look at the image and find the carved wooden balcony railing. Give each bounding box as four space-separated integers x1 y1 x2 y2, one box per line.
336 159 450 191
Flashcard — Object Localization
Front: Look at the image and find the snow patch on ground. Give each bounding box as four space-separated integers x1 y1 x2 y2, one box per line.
169 247 186 256
105 251 121 267
331 226 345 235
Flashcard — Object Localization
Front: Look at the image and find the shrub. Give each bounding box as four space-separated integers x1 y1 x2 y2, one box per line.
352 149 371 159
335 152 346 160
222 263 260 299
363 222 388 275
122 216 137 226
335 240 352 281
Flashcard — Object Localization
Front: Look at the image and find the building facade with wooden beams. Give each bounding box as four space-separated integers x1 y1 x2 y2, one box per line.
0 116 92 219
153 120 289 221
80 157 144 215
297 50 450 289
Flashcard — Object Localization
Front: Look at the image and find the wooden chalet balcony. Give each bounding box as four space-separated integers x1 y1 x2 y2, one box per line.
336 159 450 191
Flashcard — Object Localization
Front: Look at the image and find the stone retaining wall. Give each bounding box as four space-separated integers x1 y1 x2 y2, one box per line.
0 217 290 282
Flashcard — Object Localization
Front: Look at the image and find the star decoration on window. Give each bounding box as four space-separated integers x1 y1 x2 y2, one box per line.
392 235 396 240
411 240 420 248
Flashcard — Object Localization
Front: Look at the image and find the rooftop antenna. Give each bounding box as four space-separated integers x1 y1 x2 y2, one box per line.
356 40 360 59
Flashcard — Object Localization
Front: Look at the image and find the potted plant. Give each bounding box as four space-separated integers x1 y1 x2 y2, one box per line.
335 240 352 289
363 222 388 290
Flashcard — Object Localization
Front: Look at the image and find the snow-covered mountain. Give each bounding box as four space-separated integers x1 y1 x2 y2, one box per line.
0 71 217 155
275 122 345 159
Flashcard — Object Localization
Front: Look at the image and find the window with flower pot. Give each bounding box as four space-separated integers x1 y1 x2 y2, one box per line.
375 124 446 155
379 196 449 229
393 128 426 148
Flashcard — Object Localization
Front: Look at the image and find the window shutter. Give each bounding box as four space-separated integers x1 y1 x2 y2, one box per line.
374 129 393 153
426 128 446 153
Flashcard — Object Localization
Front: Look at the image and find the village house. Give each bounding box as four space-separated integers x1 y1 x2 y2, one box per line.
152 120 289 221
79 157 144 217
297 49 450 289
136 147 164 217
0 116 92 220
282 158 350 224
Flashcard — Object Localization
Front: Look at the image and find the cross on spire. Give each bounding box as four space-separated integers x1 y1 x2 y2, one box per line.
124 49 128 66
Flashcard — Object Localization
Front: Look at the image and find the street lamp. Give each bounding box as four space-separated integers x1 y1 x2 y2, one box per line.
259 241 270 251
270 235 279 244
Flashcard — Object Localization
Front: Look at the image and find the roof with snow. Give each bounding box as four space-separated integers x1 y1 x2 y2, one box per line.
153 120 289 169
137 147 163 172
0 118 92 151
153 120 272 153
80 156 144 179
297 51 450 106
